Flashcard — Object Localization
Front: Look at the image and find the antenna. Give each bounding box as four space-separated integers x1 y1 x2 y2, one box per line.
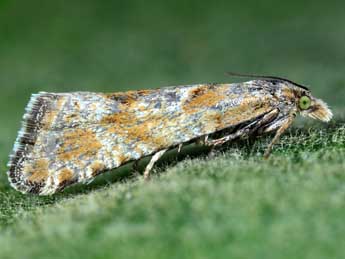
225 71 310 91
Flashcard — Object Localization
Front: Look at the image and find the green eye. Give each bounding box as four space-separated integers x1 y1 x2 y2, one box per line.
299 96 311 110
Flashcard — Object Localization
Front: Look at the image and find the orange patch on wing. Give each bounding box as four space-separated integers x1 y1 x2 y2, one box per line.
123 119 168 148
58 128 102 161
106 114 170 158
101 111 136 125
201 111 223 132
102 88 171 150
25 158 49 183
220 96 272 128
58 168 73 183
90 161 106 176
183 85 228 113
117 153 128 165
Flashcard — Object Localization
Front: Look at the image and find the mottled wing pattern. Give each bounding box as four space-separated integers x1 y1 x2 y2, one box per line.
8 81 278 194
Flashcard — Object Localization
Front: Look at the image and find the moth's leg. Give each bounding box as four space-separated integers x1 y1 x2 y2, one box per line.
203 135 209 143
143 149 168 180
195 135 209 145
205 132 241 146
264 114 295 159
194 135 216 157
206 109 279 147
177 144 183 153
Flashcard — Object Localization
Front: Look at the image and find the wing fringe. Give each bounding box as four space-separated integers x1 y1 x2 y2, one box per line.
7 92 58 194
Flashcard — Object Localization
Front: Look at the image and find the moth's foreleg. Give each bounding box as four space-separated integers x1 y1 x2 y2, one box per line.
205 109 280 147
143 149 168 180
205 133 239 146
205 126 250 146
264 113 295 159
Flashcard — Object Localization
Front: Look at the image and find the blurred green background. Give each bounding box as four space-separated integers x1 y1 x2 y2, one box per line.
1 0 345 161
0 1 344 258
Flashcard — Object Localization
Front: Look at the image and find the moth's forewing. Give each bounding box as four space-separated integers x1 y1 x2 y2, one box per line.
8 82 278 194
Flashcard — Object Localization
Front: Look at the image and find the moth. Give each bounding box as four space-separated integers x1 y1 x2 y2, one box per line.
7 73 333 195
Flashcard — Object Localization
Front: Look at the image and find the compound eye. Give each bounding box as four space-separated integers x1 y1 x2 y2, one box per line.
299 96 311 110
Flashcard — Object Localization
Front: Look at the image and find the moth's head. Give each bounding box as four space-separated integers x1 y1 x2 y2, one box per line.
267 77 333 123
293 88 333 122
225 72 333 123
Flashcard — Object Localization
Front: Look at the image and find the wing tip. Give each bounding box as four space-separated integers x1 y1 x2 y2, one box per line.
6 92 58 195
